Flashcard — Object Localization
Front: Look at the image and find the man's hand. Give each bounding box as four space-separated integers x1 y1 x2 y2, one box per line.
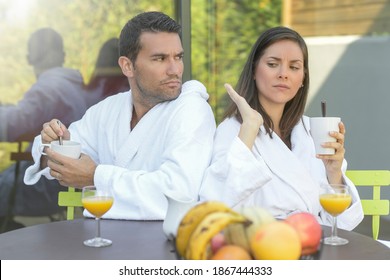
41 119 70 144
45 149 97 187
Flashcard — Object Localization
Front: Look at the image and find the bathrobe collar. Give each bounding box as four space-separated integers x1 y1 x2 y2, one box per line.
115 91 165 167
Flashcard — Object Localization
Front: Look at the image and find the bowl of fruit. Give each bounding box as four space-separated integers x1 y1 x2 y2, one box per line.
172 201 323 260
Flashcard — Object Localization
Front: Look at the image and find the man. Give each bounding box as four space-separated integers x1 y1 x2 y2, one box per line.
0 27 87 141
24 12 216 220
0 28 87 230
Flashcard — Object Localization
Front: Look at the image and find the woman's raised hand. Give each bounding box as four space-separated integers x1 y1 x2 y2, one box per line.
224 83 263 149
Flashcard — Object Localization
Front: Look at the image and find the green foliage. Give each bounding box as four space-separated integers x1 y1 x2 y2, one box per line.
0 0 281 109
0 0 282 170
0 0 174 104
0 0 282 169
191 0 282 123
0 0 174 170
0 0 281 111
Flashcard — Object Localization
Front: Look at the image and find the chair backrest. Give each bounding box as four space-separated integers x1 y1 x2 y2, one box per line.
345 170 390 240
1 135 35 232
58 187 83 220
10 143 33 162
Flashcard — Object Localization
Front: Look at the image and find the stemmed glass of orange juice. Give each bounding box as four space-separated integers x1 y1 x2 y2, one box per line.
319 183 352 246
82 186 114 247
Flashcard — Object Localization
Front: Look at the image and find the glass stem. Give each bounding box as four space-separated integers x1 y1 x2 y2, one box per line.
331 216 338 238
96 217 101 239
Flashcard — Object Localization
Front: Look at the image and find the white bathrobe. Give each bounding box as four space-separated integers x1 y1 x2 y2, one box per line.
24 80 216 220
199 116 364 230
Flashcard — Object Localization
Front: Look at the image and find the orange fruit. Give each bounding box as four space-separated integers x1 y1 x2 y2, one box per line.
210 245 252 260
250 221 302 260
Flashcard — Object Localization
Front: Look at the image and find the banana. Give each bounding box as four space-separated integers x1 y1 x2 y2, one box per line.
185 211 248 260
175 200 235 258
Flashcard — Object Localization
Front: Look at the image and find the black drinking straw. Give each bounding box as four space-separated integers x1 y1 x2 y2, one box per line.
321 101 326 117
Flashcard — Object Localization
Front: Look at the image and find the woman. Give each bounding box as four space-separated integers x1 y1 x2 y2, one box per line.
199 26 363 230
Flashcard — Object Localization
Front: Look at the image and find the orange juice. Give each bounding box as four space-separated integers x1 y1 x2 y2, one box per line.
319 193 352 216
82 196 114 218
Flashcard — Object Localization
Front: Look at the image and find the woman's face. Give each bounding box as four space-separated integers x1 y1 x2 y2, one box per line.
254 39 305 111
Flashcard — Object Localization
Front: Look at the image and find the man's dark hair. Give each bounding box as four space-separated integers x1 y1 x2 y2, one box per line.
119 11 181 63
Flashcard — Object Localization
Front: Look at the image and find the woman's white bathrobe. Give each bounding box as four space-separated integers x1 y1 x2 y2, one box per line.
199 116 363 230
24 80 216 220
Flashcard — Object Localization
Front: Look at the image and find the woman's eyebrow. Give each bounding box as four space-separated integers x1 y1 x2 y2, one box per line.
266 56 303 63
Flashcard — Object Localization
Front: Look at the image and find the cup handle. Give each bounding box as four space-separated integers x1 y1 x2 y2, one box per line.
39 143 51 156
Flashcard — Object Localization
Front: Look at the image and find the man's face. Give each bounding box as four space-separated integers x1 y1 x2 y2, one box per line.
130 32 184 108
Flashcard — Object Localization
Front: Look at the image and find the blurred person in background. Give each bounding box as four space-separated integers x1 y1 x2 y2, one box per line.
0 27 87 231
84 37 130 108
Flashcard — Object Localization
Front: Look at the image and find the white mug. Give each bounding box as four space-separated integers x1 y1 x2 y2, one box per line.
310 117 341 155
40 140 81 159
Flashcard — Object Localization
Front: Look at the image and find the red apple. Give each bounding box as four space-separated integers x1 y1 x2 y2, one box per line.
285 212 322 255
210 232 226 254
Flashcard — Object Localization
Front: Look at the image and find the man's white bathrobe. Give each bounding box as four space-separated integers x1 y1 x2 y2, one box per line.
199 116 363 230
24 80 216 220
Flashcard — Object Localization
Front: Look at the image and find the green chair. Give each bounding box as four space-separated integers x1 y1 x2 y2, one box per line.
58 187 83 220
345 170 390 240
